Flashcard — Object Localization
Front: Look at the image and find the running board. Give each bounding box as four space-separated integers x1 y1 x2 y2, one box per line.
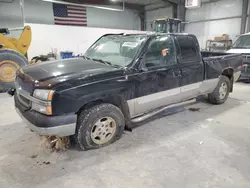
131 99 197 123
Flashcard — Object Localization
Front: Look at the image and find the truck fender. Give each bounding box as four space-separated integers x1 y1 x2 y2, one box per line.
221 67 234 92
76 91 132 129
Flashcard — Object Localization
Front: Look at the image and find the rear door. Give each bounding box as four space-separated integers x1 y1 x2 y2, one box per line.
175 35 204 100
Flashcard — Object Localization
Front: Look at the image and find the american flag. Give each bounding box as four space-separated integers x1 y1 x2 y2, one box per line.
53 3 87 27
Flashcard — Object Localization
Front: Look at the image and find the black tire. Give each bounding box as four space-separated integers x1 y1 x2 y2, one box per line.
0 49 28 92
75 103 125 150
208 75 230 105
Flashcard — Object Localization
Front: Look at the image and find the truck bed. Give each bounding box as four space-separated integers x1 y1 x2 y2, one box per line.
201 51 242 80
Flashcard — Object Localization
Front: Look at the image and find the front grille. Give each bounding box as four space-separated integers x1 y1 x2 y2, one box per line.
14 70 34 108
17 93 31 108
242 54 250 59
15 81 32 108
242 63 250 73
16 76 33 94
15 70 34 93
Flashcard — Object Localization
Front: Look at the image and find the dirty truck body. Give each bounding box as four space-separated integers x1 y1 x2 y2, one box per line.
13 33 242 150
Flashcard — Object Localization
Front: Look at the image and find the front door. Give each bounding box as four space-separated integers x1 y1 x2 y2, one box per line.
132 35 182 117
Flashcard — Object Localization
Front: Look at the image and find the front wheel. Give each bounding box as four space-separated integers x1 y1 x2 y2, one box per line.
208 75 230 105
75 103 125 150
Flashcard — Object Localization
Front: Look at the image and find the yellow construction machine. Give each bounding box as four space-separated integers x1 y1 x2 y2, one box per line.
152 18 182 33
0 26 31 91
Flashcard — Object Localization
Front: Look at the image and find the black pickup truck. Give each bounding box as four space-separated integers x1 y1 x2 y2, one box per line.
12 33 242 150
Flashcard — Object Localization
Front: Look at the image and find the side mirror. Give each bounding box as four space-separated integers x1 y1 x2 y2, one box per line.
7 88 16 97
135 52 148 72
140 65 148 72
138 59 148 72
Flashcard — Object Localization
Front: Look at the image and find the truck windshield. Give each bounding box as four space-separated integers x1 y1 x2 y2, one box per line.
232 35 250 49
85 35 148 67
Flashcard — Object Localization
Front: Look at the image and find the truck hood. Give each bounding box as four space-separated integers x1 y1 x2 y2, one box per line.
20 58 120 89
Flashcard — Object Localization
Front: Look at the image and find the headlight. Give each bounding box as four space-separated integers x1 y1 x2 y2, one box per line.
32 89 54 115
32 102 52 115
33 89 55 101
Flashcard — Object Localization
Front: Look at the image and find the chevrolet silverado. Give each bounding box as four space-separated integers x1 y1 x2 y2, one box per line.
11 33 242 150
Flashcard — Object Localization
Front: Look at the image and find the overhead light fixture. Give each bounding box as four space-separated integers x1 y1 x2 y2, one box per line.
40 0 125 12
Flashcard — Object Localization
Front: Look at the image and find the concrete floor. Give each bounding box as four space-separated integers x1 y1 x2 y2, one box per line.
1 83 250 188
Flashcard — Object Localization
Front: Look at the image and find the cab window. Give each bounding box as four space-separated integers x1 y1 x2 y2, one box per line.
144 36 176 69
177 35 200 62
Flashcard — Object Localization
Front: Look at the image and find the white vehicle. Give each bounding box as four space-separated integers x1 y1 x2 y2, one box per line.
227 33 250 81
227 33 250 54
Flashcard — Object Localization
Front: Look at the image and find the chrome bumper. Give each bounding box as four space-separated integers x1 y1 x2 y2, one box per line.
16 108 76 136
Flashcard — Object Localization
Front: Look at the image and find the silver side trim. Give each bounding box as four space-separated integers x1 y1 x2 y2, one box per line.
127 100 135 118
136 88 180 104
16 108 76 136
199 78 219 94
234 70 241 82
131 99 196 123
131 87 181 117
181 82 201 93
127 79 219 118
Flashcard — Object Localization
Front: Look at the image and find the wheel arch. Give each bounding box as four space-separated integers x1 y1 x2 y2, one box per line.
76 95 131 129
221 67 234 92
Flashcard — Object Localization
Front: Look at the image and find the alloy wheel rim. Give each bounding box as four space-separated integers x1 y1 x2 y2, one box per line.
219 82 228 100
90 116 117 145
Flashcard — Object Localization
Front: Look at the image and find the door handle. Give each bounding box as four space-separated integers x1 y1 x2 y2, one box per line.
158 68 167 71
182 70 188 75
117 75 128 82
157 68 168 76
172 70 181 77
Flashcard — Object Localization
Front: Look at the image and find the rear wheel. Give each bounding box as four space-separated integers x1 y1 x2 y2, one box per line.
208 75 230 104
0 49 28 92
75 103 125 150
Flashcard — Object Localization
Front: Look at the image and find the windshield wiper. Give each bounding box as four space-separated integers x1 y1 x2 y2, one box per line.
92 58 121 68
82 55 91 60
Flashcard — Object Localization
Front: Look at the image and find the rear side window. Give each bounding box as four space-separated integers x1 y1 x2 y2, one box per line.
177 35 200 62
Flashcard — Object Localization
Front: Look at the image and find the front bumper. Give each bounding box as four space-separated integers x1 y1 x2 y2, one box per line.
239 72 250 80
15 95 77 136
16 108 76 136
240 58 250 80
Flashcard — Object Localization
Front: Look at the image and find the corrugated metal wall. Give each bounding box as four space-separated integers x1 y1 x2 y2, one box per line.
185 0 242 49
0 0 141 31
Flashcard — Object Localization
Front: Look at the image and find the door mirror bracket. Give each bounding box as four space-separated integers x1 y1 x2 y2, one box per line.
140 65 148 72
